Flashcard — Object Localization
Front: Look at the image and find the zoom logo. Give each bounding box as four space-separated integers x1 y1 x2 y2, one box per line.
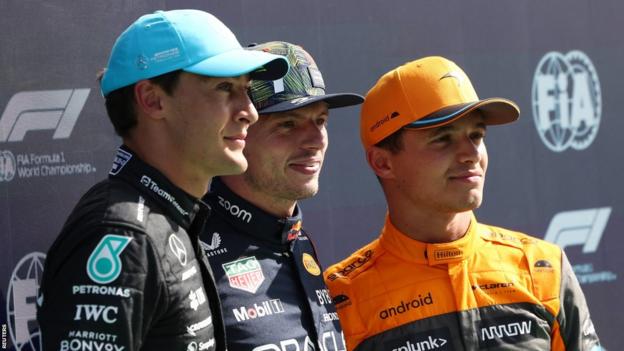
532 51 601 152
543 207 611 253
0 89 90 142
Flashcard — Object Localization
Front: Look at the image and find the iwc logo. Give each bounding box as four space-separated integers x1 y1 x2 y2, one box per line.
6 252 46 351
532 51 601 152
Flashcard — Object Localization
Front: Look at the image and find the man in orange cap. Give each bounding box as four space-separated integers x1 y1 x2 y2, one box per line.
324 56 600 351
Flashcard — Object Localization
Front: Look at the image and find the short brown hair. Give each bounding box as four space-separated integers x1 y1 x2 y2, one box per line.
374 128 405 154
98 70 183 137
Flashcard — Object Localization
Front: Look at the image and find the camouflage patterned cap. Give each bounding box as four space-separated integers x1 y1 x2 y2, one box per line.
248 41 363 114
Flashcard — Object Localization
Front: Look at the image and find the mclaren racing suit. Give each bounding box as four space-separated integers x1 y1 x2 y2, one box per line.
325 214 600 351
38 146 226 351
200 178 345 351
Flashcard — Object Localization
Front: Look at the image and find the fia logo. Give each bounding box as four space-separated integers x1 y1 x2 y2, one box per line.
532 51 601 152
87 235 132 284
543 207 611 253
0 150 16 182
6 252 46 351
0 89 90 142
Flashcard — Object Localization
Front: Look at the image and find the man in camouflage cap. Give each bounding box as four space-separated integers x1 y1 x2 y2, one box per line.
200 41 363 350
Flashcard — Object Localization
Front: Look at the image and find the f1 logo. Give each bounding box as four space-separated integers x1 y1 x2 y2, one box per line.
0 89 90 142
544 207 611 253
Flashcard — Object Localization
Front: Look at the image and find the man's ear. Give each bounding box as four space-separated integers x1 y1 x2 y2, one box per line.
134 80 165 120
366 146 395 180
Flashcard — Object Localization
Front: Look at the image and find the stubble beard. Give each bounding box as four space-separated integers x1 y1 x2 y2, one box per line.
244 170 319 204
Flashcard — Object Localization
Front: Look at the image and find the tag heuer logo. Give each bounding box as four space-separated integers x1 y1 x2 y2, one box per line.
222 257 265 293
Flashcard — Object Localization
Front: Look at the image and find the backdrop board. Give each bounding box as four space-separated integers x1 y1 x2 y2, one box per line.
1 1 621 350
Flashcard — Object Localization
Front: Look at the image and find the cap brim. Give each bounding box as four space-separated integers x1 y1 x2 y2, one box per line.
258 93 364 114
184 49 289 81
405 98 520 129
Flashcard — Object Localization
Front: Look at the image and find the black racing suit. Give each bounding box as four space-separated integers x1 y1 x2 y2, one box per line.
38 146 226 351
201 178 345 351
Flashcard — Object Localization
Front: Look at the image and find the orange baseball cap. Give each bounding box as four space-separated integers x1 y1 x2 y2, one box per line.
360 56 520 149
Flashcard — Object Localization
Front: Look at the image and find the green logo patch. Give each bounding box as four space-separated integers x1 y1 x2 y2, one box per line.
87 234 132 284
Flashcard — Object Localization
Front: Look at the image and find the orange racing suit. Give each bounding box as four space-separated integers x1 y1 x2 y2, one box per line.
324 214 600 350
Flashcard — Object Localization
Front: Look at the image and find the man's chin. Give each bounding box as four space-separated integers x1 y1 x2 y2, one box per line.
216 155 248 177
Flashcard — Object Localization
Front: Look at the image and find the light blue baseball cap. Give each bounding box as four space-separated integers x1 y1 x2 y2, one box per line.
100 9 289 96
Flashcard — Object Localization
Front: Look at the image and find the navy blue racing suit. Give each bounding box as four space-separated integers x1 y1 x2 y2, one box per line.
201 178 345 351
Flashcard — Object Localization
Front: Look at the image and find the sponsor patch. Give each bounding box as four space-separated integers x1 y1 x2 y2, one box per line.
222 257 265 293
287 221 302 241
110 148 132 176
327 250 373 281
86 235 132 284
302 253 321 276
478 316 536 348
379 292 434 320
385 327 453 351
169 234 188 266
432 249 463 261
187 317 212 337
232 299 285 322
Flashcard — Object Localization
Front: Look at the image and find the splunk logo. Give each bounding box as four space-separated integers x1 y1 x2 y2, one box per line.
543 207 611 253
0 89 90 142
386 328 452 351
379 292 433 319
532 51 601 152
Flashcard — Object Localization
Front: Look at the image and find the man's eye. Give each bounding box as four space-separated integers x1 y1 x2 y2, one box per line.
433 135 451 143
316 118 328 126
280 121 296 129
216 82 233 92
471 131 486 141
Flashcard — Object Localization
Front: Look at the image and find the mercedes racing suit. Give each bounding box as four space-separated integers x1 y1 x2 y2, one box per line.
38 146 226 351
200 178 345 351
325 214 600 351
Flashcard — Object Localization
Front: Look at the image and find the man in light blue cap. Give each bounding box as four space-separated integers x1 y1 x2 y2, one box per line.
37 9 288 351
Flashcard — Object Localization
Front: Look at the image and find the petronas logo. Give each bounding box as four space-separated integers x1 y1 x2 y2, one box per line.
87 235 132 284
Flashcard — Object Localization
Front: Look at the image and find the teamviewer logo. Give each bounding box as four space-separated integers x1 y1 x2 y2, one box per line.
543 207 611 253
0 89 90 142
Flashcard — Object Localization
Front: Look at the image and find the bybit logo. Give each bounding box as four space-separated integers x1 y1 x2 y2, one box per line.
0 89 90 142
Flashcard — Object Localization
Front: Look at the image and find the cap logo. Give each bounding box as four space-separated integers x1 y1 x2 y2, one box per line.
439 71 464 86
370 111 400 132
273 79 285 93
152 47 181 63
136 55 149 70
308 66 325 89
291 96 313 105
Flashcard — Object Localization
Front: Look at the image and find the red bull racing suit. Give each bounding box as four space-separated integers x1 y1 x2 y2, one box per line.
201 178 345 351
324 214 600 351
